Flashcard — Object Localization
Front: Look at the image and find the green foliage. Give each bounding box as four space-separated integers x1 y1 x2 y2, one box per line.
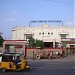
35 39 44 48
28 36 35 48
0 35 4 46
28 36 44 48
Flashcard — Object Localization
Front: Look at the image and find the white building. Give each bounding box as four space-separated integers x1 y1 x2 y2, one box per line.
12 24 75 47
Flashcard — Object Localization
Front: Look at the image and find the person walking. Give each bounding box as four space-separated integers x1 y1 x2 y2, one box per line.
49 51 53 59
33 51 34 60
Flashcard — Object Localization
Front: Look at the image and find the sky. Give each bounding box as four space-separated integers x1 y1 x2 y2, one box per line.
0 0 74 39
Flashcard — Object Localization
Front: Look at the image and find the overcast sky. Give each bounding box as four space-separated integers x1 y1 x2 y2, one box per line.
0 0 74 39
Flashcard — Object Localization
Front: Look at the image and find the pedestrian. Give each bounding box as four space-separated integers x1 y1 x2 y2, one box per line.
47 52 50 58
33 51 34 60
56 51 58 59
49 51 53 59
62 51 65 58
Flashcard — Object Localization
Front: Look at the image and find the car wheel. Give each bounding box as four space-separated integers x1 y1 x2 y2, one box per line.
26 66 30 71
1 68 6 72
36 55 40 60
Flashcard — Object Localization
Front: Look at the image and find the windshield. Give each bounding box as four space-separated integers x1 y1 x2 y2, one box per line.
1 53 22 62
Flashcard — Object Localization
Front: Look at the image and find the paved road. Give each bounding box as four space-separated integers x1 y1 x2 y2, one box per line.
27 58 75 75
0 55 75 75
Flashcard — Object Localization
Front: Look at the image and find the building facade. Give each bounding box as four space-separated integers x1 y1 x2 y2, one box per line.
12 24 75 48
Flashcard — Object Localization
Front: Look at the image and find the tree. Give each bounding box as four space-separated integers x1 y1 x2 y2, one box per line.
28 36 35 48
28 36 44 48
0 32 4 46
35 39 44 48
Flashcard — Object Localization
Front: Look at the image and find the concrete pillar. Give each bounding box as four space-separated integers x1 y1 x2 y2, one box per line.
53 41 55 47
23 44 25 55
68 48 70 54
64 47 67 57
3 43 5 53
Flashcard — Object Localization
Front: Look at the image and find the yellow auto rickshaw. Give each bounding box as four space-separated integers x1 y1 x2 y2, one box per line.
0 52 30 72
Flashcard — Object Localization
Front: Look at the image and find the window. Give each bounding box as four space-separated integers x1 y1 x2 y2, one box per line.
61 34 66 39
2 56 9 62
48 32 50 35
39 32 41 35
26 34 32 39
51 32 53 35
42 32 44 35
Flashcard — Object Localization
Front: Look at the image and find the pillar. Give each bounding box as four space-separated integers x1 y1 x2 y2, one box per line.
23 44 25 55
3 43 5 53
53 41 55 48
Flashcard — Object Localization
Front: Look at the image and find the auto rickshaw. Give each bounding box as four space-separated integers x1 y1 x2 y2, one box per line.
0 52 30 72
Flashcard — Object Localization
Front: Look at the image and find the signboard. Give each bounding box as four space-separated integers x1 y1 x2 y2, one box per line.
30 20 62 23
29 20 63 26
5 40 27 43
61 39 70 42
61 38 75 42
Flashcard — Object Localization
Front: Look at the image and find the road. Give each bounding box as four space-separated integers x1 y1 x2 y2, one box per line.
0 55 75 75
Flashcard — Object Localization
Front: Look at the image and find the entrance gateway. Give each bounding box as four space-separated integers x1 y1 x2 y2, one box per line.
61 38 75 56
3 40 27 56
